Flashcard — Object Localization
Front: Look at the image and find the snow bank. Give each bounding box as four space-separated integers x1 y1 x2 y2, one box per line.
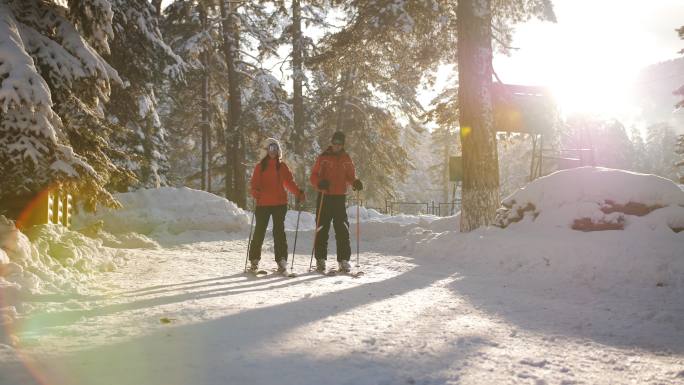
426 214 460 232
284 209 316 231
0 216 125 328
347 205 440 226
409 224 684 293
282 205 443 234
74 187 250 239
495 167 684 232
404 168 684 293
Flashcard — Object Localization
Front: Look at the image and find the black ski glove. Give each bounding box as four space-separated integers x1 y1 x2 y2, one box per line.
318 179 330 190
352 179 363 191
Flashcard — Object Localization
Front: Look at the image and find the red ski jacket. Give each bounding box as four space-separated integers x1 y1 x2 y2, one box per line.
310 147 356 196
250 158 301 206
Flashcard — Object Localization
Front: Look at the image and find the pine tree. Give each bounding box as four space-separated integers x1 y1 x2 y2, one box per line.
267 0 328 190
291 0 305 184
307 1 458 205
628 126 649 172
674 25 683 183
645 122 679 181
424 79 460 204
308 0 554 222
306 65 411 203
200 1 211 190
0 0 125 212
497 133 535 198
161 0 289 202
217 0 282 208
160 0 229 192
106 0 186 190
675 25 683 110
457 0 555 231
457 0 500 231
563 117 633 170
218 0 243 206
676 134 684 183
427 125 460 203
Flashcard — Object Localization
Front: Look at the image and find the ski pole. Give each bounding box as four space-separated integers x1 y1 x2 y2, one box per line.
309 192 326 271
244 201 256 272
356 190 360 267
291 201 302 271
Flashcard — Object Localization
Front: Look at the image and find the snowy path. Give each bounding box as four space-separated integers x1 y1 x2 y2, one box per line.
2 227 683 385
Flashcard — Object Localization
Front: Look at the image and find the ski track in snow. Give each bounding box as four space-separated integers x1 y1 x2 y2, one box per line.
1 227 683 385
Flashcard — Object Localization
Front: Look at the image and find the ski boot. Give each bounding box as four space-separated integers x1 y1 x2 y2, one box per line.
338 260 351 273
248 260 259 273
277 259 288 274
315 259 326 273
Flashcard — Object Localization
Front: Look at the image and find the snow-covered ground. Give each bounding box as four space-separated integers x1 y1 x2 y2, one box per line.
1 168 683 385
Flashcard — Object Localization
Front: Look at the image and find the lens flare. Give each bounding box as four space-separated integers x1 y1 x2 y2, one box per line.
1 184 65 384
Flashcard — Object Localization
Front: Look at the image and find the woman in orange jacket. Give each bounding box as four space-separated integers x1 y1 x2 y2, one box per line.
248 138 304 273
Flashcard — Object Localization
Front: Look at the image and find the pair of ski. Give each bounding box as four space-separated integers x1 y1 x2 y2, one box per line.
245 192 365 280
248 269 297 278
321 269 364 278
247 268 364 279
305 191 364 279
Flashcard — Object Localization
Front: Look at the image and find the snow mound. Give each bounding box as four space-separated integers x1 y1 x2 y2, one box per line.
348 205 440 225
77 220 160 249
407 168 684 292
411 225 684 292
281 205 444 234
284 209 316 231
0 218 122 298
495 167 684 232
426 214 460 232
74 187 250 238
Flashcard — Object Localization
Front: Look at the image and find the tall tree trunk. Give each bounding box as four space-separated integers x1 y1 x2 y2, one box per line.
292 0 305 184
215 114 226 194
200 3 210 191
221 0 245 208
457 0 500 232
151 0 162 16
443 130 450 203
207 112 212 192
335 69 353 132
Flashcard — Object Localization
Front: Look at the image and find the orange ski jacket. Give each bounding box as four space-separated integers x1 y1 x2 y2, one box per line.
250 158 301 206
309 147 356 196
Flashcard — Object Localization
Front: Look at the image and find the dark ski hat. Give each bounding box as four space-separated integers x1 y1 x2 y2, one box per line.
331 131 345 145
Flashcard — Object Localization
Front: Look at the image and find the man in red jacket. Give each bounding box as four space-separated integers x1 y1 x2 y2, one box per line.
310 131 363 273
249 138 304 273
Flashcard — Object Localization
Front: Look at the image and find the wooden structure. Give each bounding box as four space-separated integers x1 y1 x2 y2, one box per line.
5 188 73 230
492 83 560 180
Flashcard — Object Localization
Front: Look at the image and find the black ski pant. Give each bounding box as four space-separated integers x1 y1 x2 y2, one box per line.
314 194 351 262
249 205 288 263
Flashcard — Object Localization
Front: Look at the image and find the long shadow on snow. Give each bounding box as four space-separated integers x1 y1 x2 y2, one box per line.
14 261 483 385
308 219 684 356
18 222 413 331
18 273 327 330
117 275 241 295
118 273 296 298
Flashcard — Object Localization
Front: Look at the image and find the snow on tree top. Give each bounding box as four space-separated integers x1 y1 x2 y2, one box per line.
0 6 52 111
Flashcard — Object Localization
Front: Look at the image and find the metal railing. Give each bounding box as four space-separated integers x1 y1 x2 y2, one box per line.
281 196 461 217
385 199 461 217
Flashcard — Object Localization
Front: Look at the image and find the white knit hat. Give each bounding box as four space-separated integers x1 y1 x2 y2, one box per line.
259 137 283 160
